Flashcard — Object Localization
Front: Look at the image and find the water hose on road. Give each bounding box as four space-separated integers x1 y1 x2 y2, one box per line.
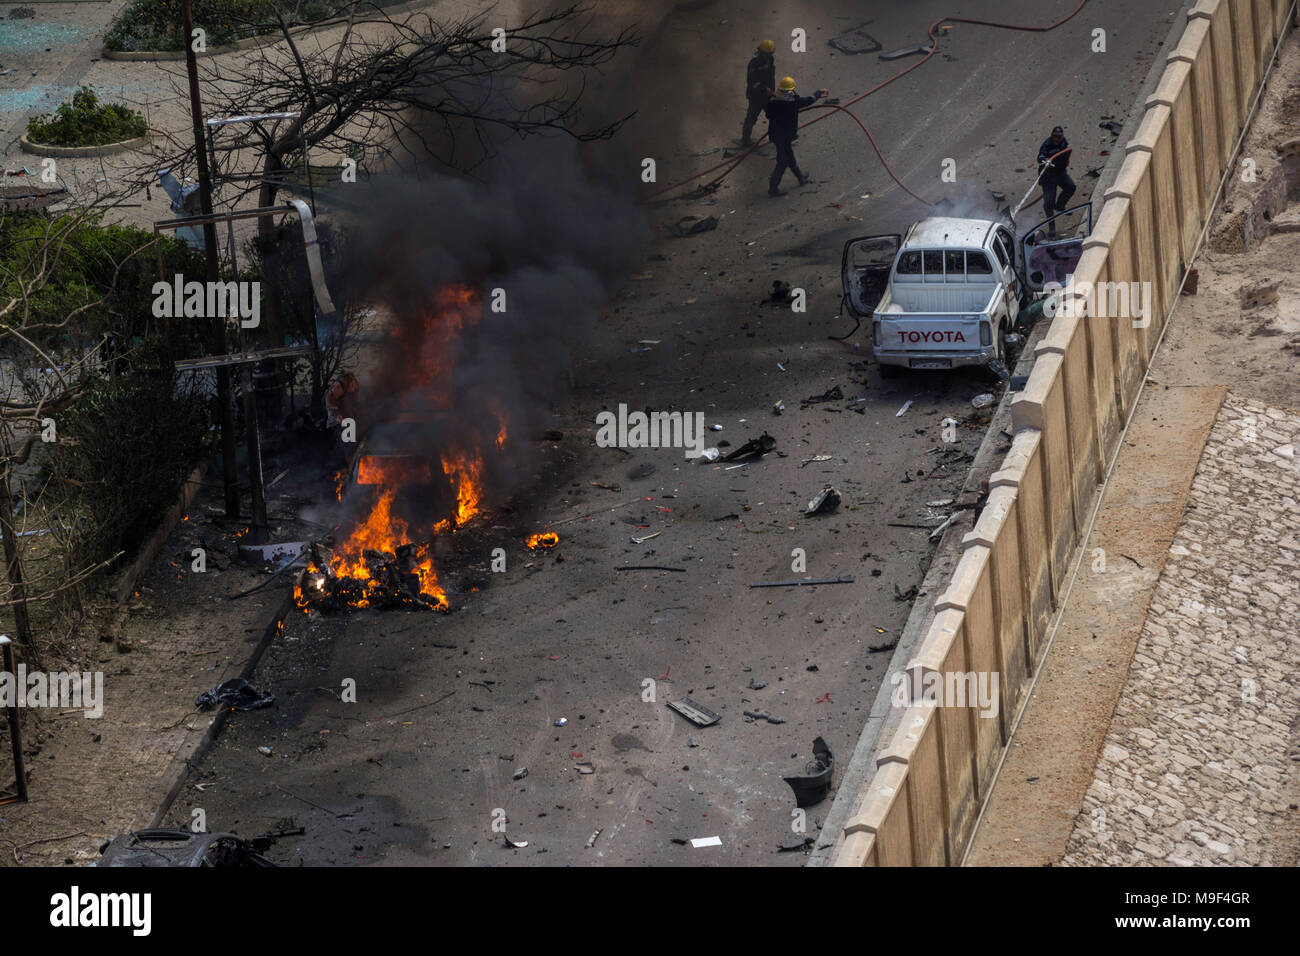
644 0 1092 204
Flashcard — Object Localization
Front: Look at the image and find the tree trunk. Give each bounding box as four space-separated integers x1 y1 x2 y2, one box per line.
0 462 41 670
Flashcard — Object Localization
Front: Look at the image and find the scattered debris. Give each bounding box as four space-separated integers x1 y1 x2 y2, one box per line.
526 531 559 550
804 487 841 516
748 576 854 588
880 42 934 60
896 400 913 416
585 828 603 848
575 763 595 775
893 583 919 602
695 447 721 462
773 400 785 415
257 746 273 756
828 28 881 54
869 639 899 653
784 737 834 807
929 509 970 540
743 709 787 724
667 697 721 727
1098 119 1123 135
721 432 776 462
554 717 568 727
800 454 833 468
670 215 718 237
503 834 528 849
748 678 768 690
630 530 662 544
777 837 817 853
690 836 722 848
512 767 528 780
196 678 275 712
971 393 996 409
768 280 793 302
802 384 843 406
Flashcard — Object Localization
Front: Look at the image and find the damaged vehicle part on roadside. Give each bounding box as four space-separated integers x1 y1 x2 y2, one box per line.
784 737 834 808
195 678 275 712
720 432 776 462
666 697 721 727
97 829 279 867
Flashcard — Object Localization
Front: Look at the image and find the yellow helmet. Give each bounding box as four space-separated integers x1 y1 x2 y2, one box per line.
758 39 775 54
778 76 796 92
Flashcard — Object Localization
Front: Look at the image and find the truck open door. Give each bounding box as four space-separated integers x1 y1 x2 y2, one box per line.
1019 204 1091 293
841 234 901 316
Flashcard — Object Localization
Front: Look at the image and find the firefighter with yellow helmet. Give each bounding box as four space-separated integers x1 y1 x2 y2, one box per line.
763 75 829 196
741 39 777 147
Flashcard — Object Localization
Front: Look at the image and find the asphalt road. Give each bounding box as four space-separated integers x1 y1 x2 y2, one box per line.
164 0 1186 866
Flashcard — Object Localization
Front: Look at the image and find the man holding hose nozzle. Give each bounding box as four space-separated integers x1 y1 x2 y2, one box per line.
764 76 829 197
1037 125 1076 228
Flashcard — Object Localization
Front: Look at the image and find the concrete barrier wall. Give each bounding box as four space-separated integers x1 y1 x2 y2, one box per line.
831 0 1292 866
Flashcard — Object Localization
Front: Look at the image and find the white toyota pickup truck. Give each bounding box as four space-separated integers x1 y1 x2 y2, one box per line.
841 205 1089 375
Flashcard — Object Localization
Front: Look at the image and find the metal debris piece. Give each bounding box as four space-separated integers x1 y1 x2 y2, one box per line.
800 454 832 468
803 384 843 405
929 509 970 540
743 710 787 725
512 767 528 780
773 401 785 415
748 576 854 588
720 432 776 462
585 828 603 848
896 400 913 416
630 530 662 544
575 762 595 775
828 28 881 55
503 834 528 849
554 717 568 727
971 393 995 409
805 487 841 516
690 836 722 848
667 697 721 727
783 737 834 808
880 42 933 60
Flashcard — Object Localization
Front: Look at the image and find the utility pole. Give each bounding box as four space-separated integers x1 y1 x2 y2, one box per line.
181 0 240 519
1 635 27 803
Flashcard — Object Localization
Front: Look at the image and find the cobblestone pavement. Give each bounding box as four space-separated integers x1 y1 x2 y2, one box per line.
1061 395 1300 866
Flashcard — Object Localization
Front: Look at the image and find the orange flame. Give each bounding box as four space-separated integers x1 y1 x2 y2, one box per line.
526 531 559 550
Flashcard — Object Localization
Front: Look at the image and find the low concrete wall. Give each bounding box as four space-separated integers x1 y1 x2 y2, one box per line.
830 0 1295 867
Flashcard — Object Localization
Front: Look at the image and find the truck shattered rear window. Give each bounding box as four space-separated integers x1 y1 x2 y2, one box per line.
896 251 922 274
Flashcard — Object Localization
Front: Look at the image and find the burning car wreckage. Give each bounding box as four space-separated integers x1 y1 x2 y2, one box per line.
291 286 559 616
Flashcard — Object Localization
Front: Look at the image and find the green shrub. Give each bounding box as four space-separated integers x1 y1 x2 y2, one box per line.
104 0 338 53
47 367 211 568
26 87 148 147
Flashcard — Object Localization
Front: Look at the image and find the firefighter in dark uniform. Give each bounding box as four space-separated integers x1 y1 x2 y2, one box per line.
763 76 828 197
1037 125 1076 221
742 40 776 147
